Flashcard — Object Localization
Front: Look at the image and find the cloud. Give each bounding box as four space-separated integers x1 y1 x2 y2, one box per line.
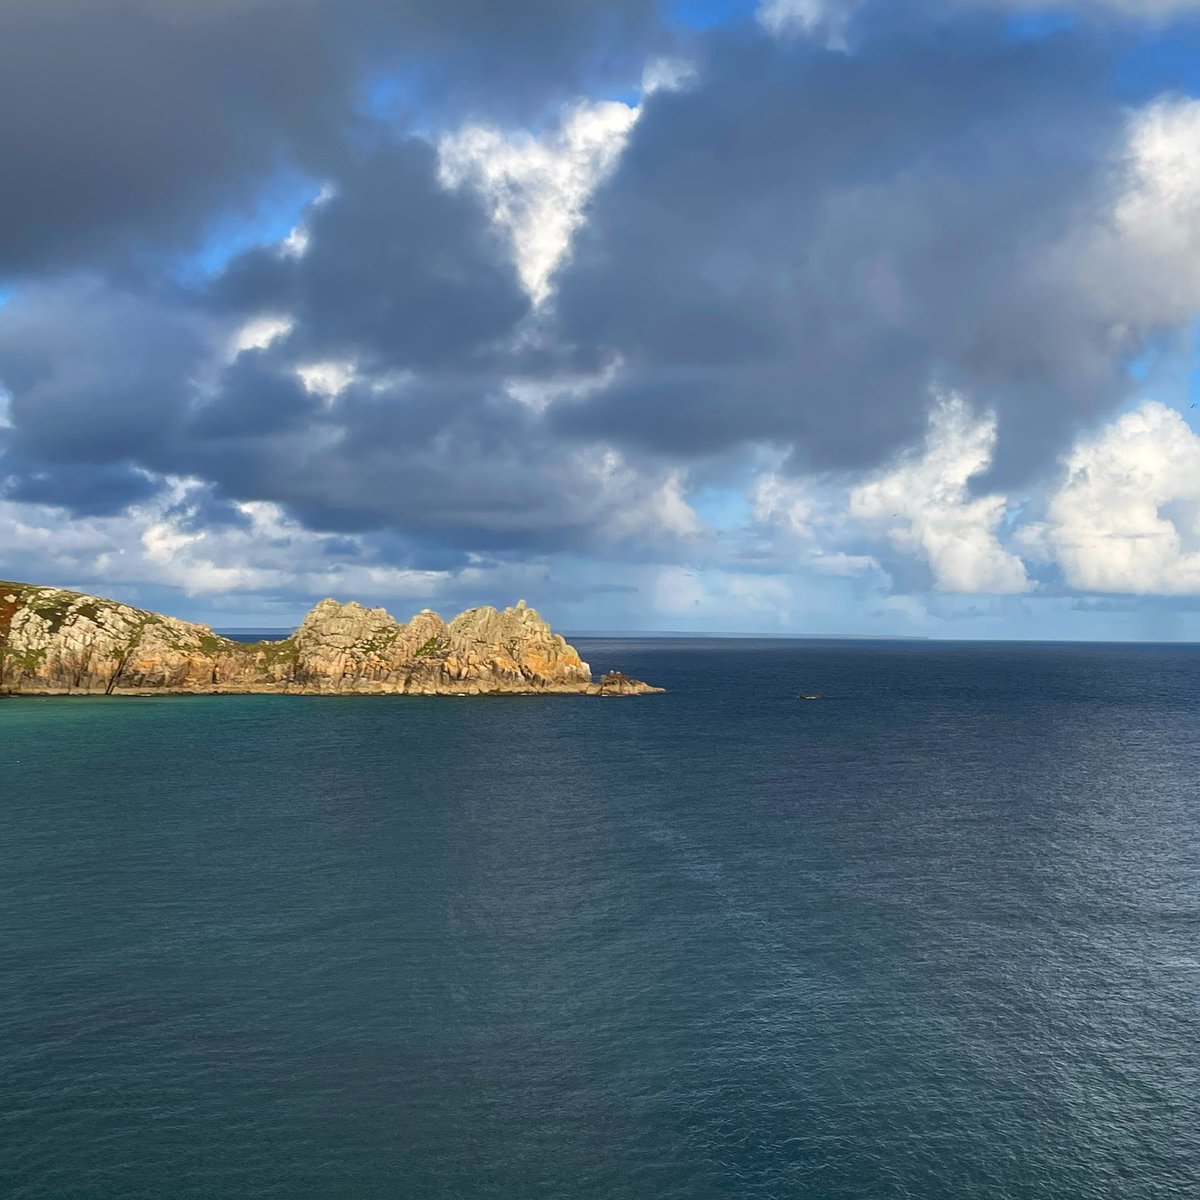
1025 400 1200 594
653 564 794 624
0 472 548 615
7 3 1200 632
590 456 706 543
758 0 854 46
1072 98 1200 336
759 0 1200 45
654 564 708 614
0 110 723 566
296 360 357 402
229 315 294 358
215 139 530 372
552 23 1199 485
0 277 217 472
439 99 641 305
0 203 703 562
751 472 881 576
850 393 1031 594
752 474 816 539
974 0 1200 15
0 0 663 276
0 466 715 629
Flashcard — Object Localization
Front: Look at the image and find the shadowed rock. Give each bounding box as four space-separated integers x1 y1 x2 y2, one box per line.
0 583 664 697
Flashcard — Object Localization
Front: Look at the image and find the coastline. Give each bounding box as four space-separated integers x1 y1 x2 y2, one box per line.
1 583 664 698
0 680 665 699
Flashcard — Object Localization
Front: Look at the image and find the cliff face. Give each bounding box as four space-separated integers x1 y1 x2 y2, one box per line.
0 583 663 697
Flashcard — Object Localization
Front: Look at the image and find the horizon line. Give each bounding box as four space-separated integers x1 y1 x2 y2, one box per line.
213 626 1200 646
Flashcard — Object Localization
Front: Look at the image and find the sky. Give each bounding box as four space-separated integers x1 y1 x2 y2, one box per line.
5 1 1200 637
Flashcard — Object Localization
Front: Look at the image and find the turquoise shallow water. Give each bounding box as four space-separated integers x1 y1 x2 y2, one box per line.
2 639 1199 1199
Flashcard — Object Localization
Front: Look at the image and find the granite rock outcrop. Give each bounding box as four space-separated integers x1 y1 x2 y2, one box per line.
0 583 663 697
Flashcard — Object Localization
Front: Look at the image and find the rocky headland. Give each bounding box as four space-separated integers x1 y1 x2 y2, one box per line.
0 582 663 697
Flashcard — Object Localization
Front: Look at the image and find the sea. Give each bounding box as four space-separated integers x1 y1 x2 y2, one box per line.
2 638 1198 1199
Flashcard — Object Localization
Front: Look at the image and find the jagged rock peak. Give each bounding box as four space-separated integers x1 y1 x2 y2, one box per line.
295 597 400 649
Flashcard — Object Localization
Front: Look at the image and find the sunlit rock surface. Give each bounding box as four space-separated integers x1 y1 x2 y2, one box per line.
0 584 663 697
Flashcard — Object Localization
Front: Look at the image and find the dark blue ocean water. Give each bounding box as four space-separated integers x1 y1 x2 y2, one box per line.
2 639 1199 1199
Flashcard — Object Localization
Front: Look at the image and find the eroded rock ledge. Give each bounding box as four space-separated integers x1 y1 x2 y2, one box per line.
0 583 663 697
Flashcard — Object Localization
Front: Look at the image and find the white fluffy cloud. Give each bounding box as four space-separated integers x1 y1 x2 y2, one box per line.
1026 400 1200 594
758 0 841 37
1047 97 1200 347
752 472 880 576
438 99 640 305
278 183 334 259
0 450 708 614
829 98 1200 598
582 451 706 544
228 314 293 358
296 359 357 401
850 393 1031 594
0 476 452 604
757 0 863 48
752 473 815 538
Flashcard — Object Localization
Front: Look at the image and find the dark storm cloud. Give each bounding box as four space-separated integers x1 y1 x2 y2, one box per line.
178 367 634 550
0 0 666 556
2 461 160 516
0 0 661 277
188 352 323 440
552 21 1133 485
0 278 213 465
0 134 651 556
160 487 254 534
1 2 1195 574
218 140 528 371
